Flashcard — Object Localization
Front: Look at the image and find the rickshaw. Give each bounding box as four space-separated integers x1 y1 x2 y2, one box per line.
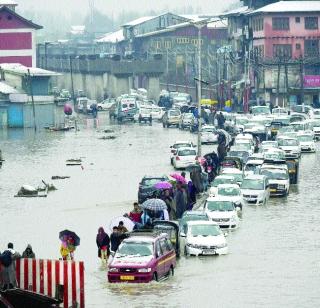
286 155 299 184
221 156 243 171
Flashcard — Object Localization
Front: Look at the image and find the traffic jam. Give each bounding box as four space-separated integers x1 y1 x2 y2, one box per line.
107 102 317 283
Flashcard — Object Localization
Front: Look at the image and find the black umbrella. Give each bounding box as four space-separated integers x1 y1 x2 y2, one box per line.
59 230 80 246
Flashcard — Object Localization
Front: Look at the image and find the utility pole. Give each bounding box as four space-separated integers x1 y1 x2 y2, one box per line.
300 56 304 106
276 58 281 107
197 24 202 157
284 59 289 108
166 48 169 90
27 69 37 132
69 56 76 108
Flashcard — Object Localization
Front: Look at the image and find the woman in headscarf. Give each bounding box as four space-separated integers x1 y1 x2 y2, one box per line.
96 227 110 263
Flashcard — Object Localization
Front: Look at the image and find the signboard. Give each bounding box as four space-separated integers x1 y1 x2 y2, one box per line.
304 75 320 88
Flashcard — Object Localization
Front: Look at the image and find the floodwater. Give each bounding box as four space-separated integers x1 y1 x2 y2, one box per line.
0 113 319 308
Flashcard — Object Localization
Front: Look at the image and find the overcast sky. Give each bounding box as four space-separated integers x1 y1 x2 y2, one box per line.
17 0 237 17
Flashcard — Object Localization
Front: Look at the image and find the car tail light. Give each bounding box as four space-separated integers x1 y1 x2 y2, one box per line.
176 156 180 161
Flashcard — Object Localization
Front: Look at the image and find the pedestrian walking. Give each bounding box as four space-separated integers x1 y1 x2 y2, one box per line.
175 182 187 219
217 112 226 129
96 227 110 263
22 244 35 259
0 243 20 290
110 226 127 253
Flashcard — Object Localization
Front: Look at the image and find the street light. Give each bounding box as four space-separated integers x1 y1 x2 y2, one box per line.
192 20 209 157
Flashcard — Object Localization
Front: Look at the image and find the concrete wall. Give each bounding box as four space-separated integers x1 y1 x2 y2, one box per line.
53 72 160 101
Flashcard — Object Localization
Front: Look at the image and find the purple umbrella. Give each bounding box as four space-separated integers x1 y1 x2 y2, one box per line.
154 181 172 190
170 173 187 184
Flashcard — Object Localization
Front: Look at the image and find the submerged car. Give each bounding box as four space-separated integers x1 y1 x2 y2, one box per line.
179 113 195 129
201 125 219 144
162 109 181 128
179 211 210 235
182 221 228 256
241 174 270 205
134 107 152 124
260 167 290 196
138 175 169 203
209 175 236 197
277 137 301 158
108 232 176 283
173 147 197 169
296 132 316 153
204 197 240 229
170 141 195 165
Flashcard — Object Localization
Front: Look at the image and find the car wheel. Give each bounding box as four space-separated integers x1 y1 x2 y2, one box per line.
153 272 158 282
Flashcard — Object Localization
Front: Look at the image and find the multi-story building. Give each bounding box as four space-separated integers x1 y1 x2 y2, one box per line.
249 1 320 106
0 1 42 67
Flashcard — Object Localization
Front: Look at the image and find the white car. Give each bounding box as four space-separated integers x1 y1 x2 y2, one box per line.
234 138 255 154
204 197 240 229
243 159 264 177
97 99 116 111
260 141 278 152
179 113 195 129
216 184 243 207
221 168 244 185
272 107 288 115
201 125 219 144
241 174 270 205
133 107 152 124
296 132 316 153
260 167 290 196
209 175 237 197
277 137 301 158
263 148 286 161
173 147 197 169
151 106 165 121
309 119 320 140
182 221 228 256
170 141 195 165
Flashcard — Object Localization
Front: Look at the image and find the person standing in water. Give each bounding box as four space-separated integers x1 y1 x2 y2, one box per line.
96 227 110 263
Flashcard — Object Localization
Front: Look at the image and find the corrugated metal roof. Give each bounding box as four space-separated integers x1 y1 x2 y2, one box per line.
96 29 125 43
221 6 252 17
250 1 320 14
0 81 19 94
122 16 155 27
0 0 17 6
0 63 60 77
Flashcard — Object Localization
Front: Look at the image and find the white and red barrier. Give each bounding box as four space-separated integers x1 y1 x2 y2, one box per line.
15 259 85 308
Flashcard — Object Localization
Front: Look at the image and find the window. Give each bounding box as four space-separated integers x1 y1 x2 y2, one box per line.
295 17 300 23
155 241 163 257
272 17 289 30
252 17 264 31
273 44 292 58
159 239 169 254
152 41 161 49
164 41 172 49
176 37 189 44
305 39 319 57
254 45 264 58
305 17 318 29
296 43 301 50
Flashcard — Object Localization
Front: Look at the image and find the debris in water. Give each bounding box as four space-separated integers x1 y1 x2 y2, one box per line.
52 176 70 180
99 136 116 140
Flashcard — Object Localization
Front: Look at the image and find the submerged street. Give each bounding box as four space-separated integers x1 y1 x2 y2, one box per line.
0 114 319 307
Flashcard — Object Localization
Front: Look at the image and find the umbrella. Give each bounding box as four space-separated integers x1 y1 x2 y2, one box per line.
141 198 167 211
170 173 187 184
109 216 135 233
59 230 80 246
154 181 172 190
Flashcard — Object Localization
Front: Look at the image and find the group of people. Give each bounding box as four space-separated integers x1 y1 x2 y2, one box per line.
96 221 129 263
0 243 35 290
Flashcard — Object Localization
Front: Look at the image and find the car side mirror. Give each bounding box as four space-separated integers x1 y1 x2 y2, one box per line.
180 232 186 237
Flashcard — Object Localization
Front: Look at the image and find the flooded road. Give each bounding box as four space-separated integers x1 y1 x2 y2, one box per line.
0 114 319 308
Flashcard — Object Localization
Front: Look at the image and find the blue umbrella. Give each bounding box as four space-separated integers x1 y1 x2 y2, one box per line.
141 198 167 211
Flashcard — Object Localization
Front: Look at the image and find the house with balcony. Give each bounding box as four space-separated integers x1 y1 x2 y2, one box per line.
249 1 320 106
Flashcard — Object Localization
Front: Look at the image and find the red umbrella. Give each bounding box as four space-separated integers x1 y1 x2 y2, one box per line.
170 173 187 184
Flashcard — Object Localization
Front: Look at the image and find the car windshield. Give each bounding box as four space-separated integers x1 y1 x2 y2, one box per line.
264 153 284 160
202 128 215 133
245 164 259 171
278 139 299 146
116 242 153 257
142 178 165 186
173 143 192 149
297 135 313 142
224 173 243 183
212 177 234 187
228 151 249 160
236 118 249 125
311 120 320 127
184 114 193 119
169 110 180 116
140 109 151 114
279 127 294 133
241 179 264 190
218 187 240 196
178 149 196 156
206 201 235 211
261 169 288 180
252 106 270 115
190 224 221 237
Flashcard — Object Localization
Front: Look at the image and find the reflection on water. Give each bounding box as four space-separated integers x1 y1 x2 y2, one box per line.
0 113 319 307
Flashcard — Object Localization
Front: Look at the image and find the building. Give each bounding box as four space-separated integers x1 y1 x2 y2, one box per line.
249 1 320 106
0 1 42 67
0 63 60 128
